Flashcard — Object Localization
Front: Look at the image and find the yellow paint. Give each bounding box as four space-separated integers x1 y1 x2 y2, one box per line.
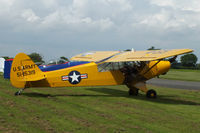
72 49 193 62
140 61 171 80
43 62 124 88
10 50 187 91
10 53 46 88
10 53 125 89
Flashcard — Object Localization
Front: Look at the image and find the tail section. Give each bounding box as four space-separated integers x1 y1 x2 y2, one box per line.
10 53 46 88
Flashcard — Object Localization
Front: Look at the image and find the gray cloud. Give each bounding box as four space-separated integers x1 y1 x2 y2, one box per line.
0 0 199 61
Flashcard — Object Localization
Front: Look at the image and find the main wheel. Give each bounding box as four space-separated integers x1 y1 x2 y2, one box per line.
146 89 157 98
129 88 139 96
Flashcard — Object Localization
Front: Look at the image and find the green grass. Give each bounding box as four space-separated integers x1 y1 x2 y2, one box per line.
0 76 200 133
160 69 200 82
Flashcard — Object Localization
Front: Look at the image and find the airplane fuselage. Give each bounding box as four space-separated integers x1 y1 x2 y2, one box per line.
29 60 171 88
30 62 125 88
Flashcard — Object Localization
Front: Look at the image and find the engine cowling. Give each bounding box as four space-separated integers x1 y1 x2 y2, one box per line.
140 61 171 80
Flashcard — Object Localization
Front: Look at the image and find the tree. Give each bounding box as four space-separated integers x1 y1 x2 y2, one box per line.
197 64 200 69
124 49 131 51
2 56 13 60
60 56 69 62
180 53 198 67
28 53 44 64
57 56 69 64
147 46 160 50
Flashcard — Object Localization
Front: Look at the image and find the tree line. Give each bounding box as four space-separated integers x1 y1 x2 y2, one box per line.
148 46 199 69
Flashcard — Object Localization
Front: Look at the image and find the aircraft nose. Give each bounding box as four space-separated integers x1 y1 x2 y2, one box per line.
157 61 171 75
141 60 171 80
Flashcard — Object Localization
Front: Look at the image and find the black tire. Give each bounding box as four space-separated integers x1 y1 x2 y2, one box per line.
129 88 139 96
14 91 21 96
146 89 157 98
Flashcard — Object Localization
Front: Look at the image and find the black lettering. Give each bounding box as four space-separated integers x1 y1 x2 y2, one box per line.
15 65 36 77
17 66 21 71
16 70 36 77
29 64 36 69
32 70 35 75
23 64 36 70
13 67 17 72
29 70 35 75
15 64 36 71
23 71 27 76
17 72 22 77
25 65 29 69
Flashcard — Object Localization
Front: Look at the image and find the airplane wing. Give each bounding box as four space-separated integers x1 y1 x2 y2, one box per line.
71 49 193 62
105 49 193 62
71 51 120 62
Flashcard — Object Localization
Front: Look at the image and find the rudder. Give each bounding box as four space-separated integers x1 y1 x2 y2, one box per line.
10 53 46 88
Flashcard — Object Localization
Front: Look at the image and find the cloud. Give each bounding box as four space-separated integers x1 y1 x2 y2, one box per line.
21 9 40 22
150 0 174 7
138 0 200 31
151 0 200 12
0 0 135 31
0 0 15 14
0 0 200 61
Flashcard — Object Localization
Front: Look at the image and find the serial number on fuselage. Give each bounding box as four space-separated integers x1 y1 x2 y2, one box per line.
13 64 37 77
17 70 36 77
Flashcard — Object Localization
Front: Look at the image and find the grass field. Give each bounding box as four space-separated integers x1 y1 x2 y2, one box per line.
0 76 200 133
160 69 200 82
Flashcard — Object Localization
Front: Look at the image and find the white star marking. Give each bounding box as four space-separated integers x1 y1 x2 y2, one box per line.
69 72 80 83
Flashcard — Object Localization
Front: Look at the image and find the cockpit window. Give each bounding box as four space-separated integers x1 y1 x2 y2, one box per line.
97 61 146 72
98 62 135 72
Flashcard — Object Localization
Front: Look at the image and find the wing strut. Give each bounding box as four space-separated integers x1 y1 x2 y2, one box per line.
141 60 161 76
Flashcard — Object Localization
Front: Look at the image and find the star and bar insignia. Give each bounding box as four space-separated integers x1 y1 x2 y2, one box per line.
62 70 88 84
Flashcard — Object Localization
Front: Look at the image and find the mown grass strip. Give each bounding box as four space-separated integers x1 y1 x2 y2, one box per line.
0 76 200 133
160 69 200 82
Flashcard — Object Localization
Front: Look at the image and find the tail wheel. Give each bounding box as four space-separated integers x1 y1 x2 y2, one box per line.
129 87 139 96
15 91 21 96
146 89 157 98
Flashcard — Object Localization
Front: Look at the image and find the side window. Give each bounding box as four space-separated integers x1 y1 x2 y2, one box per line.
112 62 120 70
97 61 140 72
98 62 123 72
98 63 112 72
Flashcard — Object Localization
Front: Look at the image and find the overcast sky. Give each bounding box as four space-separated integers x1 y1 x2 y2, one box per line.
0 0 200 62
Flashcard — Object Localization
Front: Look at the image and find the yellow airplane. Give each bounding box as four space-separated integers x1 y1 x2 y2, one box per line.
10 49 193 98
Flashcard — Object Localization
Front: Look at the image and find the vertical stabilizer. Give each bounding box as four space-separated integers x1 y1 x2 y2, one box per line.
10 53 45 88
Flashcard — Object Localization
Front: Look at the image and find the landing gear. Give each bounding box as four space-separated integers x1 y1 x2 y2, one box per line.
15 91 21 96
14 88 26 96
126 79 157 98
128 87 139 96
126 83 139 96
146 89 157 98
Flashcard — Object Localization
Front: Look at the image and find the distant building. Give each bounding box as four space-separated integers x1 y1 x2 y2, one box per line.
4 59 13 79
0 58 5 72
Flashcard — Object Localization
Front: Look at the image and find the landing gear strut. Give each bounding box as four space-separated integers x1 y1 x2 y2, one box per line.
129 88 139 96
146 89 157 98
127 86 139 96
14 88 26 96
